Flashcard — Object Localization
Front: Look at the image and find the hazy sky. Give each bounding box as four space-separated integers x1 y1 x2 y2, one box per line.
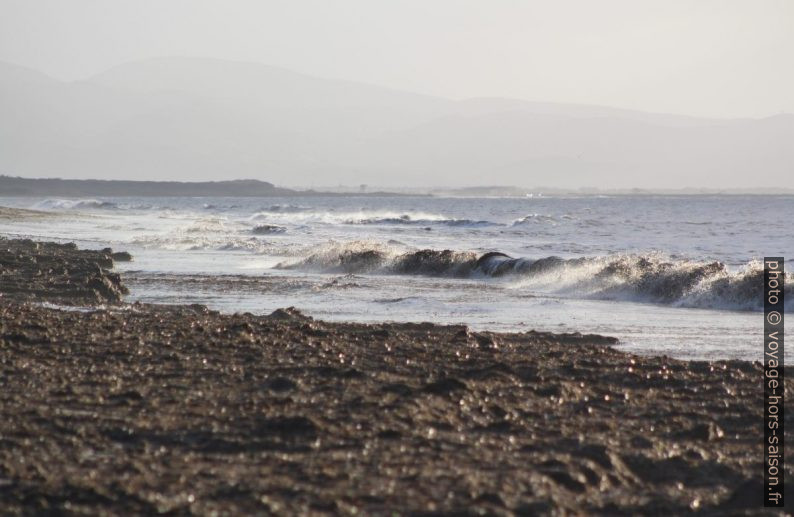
1 0 792 118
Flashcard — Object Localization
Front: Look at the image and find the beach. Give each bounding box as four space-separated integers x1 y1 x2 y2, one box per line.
2 4 791 510
0 237 787 515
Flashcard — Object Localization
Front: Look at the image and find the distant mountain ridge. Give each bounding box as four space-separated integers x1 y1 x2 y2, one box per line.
0 58 791 189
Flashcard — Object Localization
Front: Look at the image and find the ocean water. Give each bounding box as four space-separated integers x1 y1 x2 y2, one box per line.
1 194 792 362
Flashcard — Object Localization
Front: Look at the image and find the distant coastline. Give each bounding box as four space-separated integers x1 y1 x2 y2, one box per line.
0 175 412 197
427 185 794 197
2 175 792 198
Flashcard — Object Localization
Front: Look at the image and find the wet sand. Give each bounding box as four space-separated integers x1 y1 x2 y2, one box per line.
0 238 789 515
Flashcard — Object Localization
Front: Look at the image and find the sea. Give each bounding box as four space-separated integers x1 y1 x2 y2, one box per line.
1 194 791 362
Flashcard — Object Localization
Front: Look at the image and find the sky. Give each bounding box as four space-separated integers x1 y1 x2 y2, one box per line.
1 0 792 118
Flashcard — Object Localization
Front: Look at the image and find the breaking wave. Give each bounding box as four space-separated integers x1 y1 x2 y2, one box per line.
128 217 297 255
249 209 498 227
130 234 271 253
263 204 312 213
350 215 499 227
512 213 559 225
35 198 120 211
33 199 159 211
252 224 287 235
278 244 791 312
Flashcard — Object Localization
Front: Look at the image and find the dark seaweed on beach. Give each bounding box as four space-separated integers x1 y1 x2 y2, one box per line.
0 238 790 515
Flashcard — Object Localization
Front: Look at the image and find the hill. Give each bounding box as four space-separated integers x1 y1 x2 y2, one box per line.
0 58 791 189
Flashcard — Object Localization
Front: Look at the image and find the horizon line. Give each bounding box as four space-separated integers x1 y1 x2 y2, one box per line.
3 175 794 195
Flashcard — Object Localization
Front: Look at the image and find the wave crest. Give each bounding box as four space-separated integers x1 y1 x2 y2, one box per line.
35 198 119 211
280 243 791 311
350 215 498 227
249 210 497 228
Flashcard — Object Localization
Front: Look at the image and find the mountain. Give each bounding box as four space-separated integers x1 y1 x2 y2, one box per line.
0 58 791 189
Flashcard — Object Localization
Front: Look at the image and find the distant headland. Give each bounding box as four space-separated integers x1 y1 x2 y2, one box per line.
0 176 408 197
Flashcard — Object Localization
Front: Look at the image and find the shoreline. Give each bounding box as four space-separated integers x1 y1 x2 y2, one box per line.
0 237 787 514
0 176 421 198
